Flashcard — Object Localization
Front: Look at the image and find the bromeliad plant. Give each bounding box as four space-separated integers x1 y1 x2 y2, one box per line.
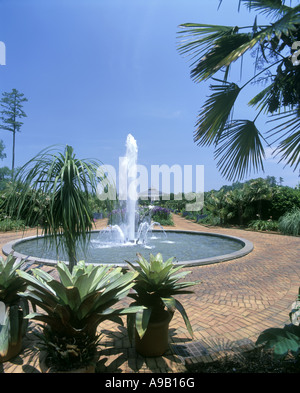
0 254 29 362
256 287 300 362
126 253 200 342
17 261 140 371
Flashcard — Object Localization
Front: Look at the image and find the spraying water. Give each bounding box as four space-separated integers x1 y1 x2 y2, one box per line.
124 134 138 241
93 133 166 247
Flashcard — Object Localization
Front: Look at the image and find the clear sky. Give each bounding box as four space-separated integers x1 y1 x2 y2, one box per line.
0 0 298 192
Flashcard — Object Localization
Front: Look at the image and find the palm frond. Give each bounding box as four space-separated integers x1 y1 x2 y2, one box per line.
6 145 106 270
178 6 300 82
267 110 300 169
248 83 274 113
178 23 238 59
240 0 293 18
194 79 241 146
178 24 250 82
215 120 265 181
178 2 300 181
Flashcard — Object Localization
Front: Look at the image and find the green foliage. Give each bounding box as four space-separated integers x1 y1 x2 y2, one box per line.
271 186 300 220
0 254 28 305
17 260 141 371
160 177 300 230
0 218 25 232
203 188 235 225
0 89 28 174
151 206 174 226
256 288 300 360
176 177 300 229
126 253 199 341
156 197 187 212
0 255 29 359
0 89 27 134
6 145 107 271
0 167 12 190
18 261 139 337
278 207 300 235
36 327 101 371
87 193 109 216
0 140 6 162
178 1 300 180
248 219 279 232
1 183 51 227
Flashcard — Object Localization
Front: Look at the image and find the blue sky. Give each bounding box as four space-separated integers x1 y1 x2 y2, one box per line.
0 0 298 192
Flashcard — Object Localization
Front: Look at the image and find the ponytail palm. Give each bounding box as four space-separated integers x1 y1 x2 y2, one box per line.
6 145 105 272
178 0 300 181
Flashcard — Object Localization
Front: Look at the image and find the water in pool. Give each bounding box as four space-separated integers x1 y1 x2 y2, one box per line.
13 230 243 265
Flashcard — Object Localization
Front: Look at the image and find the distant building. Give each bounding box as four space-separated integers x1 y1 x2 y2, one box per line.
139 187 169 202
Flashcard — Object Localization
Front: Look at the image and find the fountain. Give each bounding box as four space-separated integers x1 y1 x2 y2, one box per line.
120 134 138 242
2 134 253 267
92 134 167 248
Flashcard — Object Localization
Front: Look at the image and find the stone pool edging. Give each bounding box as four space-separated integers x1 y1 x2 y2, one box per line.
2 229 254 268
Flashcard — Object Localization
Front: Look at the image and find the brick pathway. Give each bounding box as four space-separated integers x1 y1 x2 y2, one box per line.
1 215 300 373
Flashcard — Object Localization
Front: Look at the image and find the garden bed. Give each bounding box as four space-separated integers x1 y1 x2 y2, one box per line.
185 347 300 373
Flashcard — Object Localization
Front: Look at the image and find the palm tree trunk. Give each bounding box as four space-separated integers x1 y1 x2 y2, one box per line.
68 252 77 273
65 235 77 272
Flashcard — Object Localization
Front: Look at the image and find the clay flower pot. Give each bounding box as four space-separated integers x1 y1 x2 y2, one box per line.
135 310 173 357
0 337 23 363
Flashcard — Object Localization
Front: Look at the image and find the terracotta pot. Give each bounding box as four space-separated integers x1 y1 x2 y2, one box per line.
135 310 173 357
0 311 24 363
0 337 23 363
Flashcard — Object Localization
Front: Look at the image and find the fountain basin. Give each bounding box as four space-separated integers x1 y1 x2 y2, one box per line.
2 230 253 268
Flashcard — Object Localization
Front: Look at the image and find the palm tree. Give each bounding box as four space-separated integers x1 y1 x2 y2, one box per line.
178 0 300 181
244 177 273 218
205 188 233 225
6 145 105 272
224 188 249 225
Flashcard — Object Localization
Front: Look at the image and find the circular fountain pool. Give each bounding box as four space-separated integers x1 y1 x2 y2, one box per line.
3 229 253 267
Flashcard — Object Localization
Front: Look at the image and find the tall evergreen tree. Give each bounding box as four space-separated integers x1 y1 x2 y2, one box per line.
0 89 28 177
0 139 6 161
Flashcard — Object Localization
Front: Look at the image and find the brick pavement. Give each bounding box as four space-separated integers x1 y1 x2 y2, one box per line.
1 215 300 373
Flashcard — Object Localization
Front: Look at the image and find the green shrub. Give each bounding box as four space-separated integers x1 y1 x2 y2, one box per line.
152 207 174 226
153 216 174 226
248 219 278 232
278 208 300 236
0 218 26 232
271 187 300 220
197 214 221 226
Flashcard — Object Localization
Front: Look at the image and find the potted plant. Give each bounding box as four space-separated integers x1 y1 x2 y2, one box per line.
126 253 199 357
256 287 300 362
17 260 141 372
0 254 29 362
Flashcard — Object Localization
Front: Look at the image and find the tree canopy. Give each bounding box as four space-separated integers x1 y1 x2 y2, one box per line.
178 0 300 181
0 89 28 176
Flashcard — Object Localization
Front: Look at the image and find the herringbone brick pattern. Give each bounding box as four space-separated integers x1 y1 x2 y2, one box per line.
1 215 299 373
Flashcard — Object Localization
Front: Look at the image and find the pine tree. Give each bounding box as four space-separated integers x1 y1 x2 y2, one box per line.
0 89 28 177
